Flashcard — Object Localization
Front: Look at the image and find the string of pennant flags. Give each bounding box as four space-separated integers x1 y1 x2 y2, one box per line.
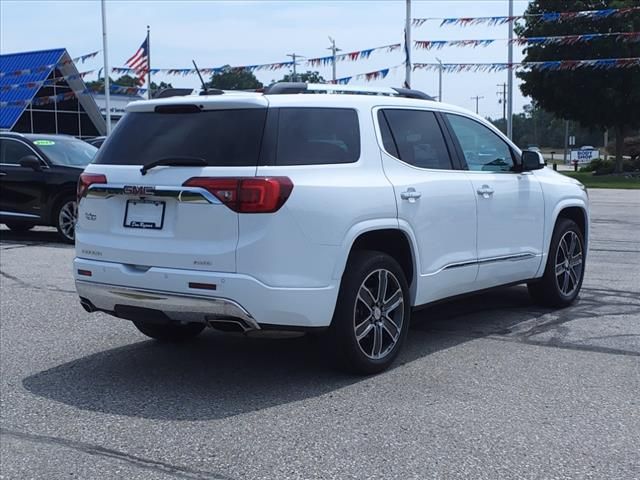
0 83 148 108
329 65 403 85
412 5 640 27
412 57 640 73
415 32 640 50
0 50 99 78
0 70 95 91
307 44 401 67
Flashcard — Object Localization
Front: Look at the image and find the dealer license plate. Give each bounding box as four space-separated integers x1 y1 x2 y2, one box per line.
123 200 166 229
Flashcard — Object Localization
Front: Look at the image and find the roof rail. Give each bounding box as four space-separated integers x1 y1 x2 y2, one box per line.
263 82 434 100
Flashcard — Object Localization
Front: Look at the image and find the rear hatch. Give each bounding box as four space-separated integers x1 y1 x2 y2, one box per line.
76 96 269 272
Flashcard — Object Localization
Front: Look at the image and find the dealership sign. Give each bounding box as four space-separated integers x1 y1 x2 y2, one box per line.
569 149 599 164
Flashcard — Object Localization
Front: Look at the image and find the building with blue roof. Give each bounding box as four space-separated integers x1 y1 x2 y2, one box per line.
0 48 106 137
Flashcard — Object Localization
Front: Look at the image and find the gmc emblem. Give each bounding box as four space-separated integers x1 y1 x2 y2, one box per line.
124 185 155 196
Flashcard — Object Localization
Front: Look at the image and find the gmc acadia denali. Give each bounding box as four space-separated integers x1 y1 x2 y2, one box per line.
75 83 589 373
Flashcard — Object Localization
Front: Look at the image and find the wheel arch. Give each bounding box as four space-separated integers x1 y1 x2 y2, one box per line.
46 183 77 224
335 220 420 304
537 200 589 278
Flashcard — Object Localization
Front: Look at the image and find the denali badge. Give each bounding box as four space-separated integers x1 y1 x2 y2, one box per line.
124 185 155 196
85 212 97 221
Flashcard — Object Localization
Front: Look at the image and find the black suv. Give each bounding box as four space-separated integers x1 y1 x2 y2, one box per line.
0 132 98 242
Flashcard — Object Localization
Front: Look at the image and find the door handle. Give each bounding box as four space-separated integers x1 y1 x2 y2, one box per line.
400 188 422 203
0 171 6 176
477 185 494 198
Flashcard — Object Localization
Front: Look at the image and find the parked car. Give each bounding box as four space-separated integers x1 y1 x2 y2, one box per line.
74 83 589 373
0 132 98 242
86 136 106 148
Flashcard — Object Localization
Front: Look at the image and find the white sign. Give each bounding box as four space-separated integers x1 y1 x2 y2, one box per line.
569 149 599 164
569 135 576 146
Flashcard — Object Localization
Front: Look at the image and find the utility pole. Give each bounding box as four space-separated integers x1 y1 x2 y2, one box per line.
286 53 304 82
497 82 507 130
471 95 484 114
436 57 443 101
506 0 514 139
327 37 341 83
404 0 411 88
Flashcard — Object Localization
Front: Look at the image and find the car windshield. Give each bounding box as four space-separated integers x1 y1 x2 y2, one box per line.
28 136 98 167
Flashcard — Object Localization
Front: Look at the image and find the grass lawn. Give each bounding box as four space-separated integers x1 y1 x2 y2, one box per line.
562 171 640 189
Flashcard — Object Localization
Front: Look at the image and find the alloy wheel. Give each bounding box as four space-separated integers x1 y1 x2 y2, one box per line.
353 269 405 360
555 230 583 296
58 200 77 241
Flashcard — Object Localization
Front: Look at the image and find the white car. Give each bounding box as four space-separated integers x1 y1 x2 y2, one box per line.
75 83 589 373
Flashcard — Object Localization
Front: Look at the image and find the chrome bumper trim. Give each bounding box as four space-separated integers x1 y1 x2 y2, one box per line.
76 280 260 330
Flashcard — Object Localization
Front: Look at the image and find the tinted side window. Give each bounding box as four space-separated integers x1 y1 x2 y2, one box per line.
446 114 514 172
0 139 34 165
381 109 453 170
276 108 360 165
95 109 267 166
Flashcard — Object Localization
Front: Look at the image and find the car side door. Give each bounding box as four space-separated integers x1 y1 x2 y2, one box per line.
443 113 545 289
0 138 49 220
376 108 479 306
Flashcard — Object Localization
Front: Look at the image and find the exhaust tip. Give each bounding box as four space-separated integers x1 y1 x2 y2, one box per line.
79 298 95 313
206 317 254 333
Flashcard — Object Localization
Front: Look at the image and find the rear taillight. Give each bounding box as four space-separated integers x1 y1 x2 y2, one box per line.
183 177 293 213
78 173 107 201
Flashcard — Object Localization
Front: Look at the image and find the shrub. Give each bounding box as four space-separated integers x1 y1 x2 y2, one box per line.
580 157 640 175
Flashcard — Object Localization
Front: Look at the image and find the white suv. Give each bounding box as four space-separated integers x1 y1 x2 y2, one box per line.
75 83 589 373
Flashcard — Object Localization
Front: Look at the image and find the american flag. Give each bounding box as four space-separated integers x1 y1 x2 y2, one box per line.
125 37 149 86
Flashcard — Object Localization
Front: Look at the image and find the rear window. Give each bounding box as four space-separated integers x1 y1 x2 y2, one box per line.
94 109 267 166
275 108 360 165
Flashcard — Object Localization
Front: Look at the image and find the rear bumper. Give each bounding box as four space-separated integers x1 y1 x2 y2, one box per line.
73 258 339 328
76 280 260 330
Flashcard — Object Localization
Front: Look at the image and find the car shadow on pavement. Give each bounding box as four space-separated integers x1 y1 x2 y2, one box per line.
22 286 568 421
0 227 68 247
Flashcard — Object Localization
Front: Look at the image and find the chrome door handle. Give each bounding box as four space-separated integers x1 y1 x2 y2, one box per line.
400 188 422 203
0 172 6 176
477 185 494 198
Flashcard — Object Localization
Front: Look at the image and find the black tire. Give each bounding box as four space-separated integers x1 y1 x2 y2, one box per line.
329 250 411 375
528 218 585 308
5 223 35 232
133 321 205 342
53 196 77 244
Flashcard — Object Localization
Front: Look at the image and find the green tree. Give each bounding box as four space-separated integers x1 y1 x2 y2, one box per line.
517 0 640 172
206 66 263 90
275 71 325 83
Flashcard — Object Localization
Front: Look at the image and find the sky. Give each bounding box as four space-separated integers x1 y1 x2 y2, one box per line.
1 0 531 119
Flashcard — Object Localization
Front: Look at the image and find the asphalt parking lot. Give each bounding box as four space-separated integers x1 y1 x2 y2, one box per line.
1 188 638 480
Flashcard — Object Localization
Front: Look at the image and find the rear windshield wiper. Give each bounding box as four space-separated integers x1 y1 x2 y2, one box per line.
140 157 207 175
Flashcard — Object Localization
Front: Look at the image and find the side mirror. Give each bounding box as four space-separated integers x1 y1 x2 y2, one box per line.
19 155 42 171
521 150 545 171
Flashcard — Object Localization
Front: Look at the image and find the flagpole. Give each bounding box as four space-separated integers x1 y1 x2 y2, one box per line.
101 0 111 134
404 0 411 88
147 25 151 99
